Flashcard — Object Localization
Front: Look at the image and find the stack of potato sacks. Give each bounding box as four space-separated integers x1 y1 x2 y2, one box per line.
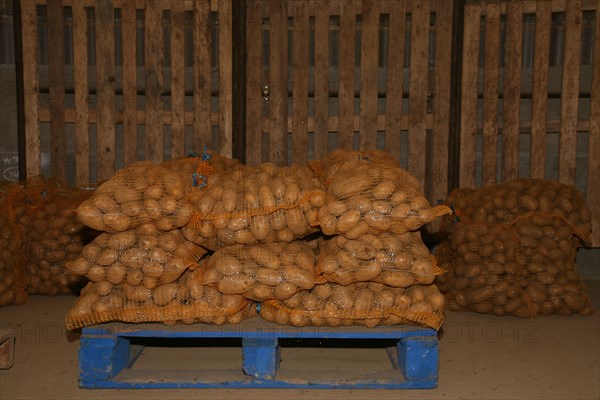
256 150 451 329
435 179 594 317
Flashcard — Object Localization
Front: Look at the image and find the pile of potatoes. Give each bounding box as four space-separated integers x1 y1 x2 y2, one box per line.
65 269 254 330
199 241 320 301
183 164 325 250
259 282 445 329
66 224 205 289
77 162 193 232
436 205 594 317
318 159 451 237
317 232 441 287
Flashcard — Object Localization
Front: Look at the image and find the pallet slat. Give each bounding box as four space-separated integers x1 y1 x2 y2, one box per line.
268 1 288 164
72 1 89 186
337 0 355 150
588 6 600 247
95 0 116 182
482 3 500 187
291 0 309 164
48 0 66 181
313 0 330 159
558 0 582 186
122 0 137 166
530 0 551 180
218 0 233 157
245 0 263 165
193 0 212 150
170 0 185 159
359 0 378 151
144 0 164 163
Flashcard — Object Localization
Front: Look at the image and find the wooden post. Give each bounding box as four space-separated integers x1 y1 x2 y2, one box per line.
482 3 500 187
13 0 26 181
73 0 90 185
245 0 262 164
232 0 247 162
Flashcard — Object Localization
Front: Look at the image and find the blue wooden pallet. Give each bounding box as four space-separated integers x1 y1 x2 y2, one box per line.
78 317 439 389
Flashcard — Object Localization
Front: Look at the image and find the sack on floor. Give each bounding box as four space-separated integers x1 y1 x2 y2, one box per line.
259 282 445 330
199 241 322 301
65 269 255 330
183 164 325 250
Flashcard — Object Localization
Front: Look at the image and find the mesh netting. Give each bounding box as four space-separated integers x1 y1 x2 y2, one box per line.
436 180 594 317
317 232 444 287
65 269 255 330
198 241 323 301
66 224 206 289
319 152 451 237
77 162 194 232
183 164 325 250
259 282 445 330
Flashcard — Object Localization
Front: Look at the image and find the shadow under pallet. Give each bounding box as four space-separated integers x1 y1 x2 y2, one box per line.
78 317 439 389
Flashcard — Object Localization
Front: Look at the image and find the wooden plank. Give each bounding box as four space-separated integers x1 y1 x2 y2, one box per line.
384 0 405 162
122 0 137 166
337 0 355 150
358 0 378 151
408 0 429 187
530 0 551 180
502 0 523 182
292 0 309 164
47 0 66 181
589 5 600 247
95 0 116 182
268 0 288 164
558 0 582 185
313 0 330 159
245 0 262 165
72 0 89 186
459 3 481 188
482 2 500 187
21 0 41 178
145 0 164 163
431 0 452 204
193 0 212 151
170 0 185 158
218 0 233 157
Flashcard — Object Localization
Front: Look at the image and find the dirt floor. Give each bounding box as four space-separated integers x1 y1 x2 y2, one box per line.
1 281 598 400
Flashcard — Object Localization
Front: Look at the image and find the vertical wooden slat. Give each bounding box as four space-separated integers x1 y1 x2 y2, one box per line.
193 0 212 150
313 0 330 159
245 0 262 164
337 0 355 149
558 0 582 185
530 0 551 180
48 0 65 181
21 0 41 178
145 0 164 163
72 1 89 186
359 0 378 150
431 0 452 204
95 0 116 181
408 0 429 187
268 1 288 164
384 0 405 161
459 3 481 188
122 0 137 166
588 5 600 247
170 0 185 158
502 1 523 181
482 3 500 187
218 0 233 157
292 0 309 164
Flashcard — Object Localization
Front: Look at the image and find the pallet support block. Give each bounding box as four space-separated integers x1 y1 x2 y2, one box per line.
79 334 130 382
397 335 438 382
0 330 15 369
242 338 279 379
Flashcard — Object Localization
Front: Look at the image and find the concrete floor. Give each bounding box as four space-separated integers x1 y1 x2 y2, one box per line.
1 281 599 400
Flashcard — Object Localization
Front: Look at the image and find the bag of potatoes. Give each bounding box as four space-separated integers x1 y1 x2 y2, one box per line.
259 282 445 330
0 182 28 305
317 232 444 287
199 241 322 301
66 224 206 289
183 164 325 250
319 153 451 237
77 161 193 232
65 269 255 330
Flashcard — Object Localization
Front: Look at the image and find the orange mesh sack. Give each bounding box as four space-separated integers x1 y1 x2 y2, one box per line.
0 182 28 305
319 156 451 237
198 241 322 301
65 269 255 330
66 224 205 288
183 164 325 250
259 282 445 330
320 149 400 176
317 232 444 287
77 161 193 232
